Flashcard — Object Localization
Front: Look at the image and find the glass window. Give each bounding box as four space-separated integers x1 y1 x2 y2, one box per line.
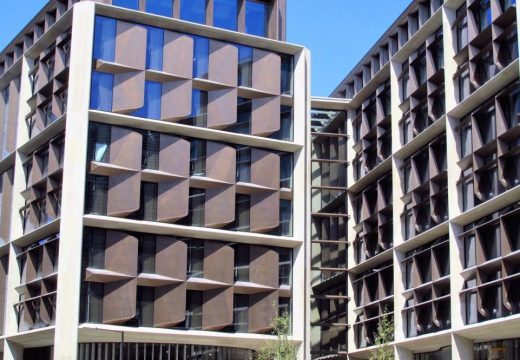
146 0 173 16
279 200 293 236
280 153 293 189
272 106 293 141
234 194 250 231
138 234 156 274
137 286 154 327
234 244 249 281
93 16 116 61
401 63 409 100
458 68 470 102
229 97 251 134
281 55 293 95
190 139 206 176
238 45 253 87
188 188 205 226
466 291 478 324
236 146 251 183
185 290 202 329
246 0 269 37
181 0 207 24
464 234 476 268
233 294 249 332
90 71 114 112
278 248 292 286
85 175 109 215
112 0 139 9
1 86 9 158
456 7 468 52
132 81 162 120
186 89 208 127
478 0 492 32
142 130 160 170
86 282 104 323
213 0 238 30
86 228 106 269
187 239 204 277
146 26 164 70
140 182 158 221
87 122 111 163
192 36 209 79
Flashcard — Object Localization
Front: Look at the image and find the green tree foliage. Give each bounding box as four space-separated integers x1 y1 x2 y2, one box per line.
255 311 297 360
369 309 394 360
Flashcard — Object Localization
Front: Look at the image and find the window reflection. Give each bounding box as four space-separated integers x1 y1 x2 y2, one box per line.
213 0 238 31
181 0 207 24
246 0 268 37
93 16 116 62
146 0 173 17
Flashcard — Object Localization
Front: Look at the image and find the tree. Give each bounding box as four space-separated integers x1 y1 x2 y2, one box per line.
369 309 394 360
254 311 297 360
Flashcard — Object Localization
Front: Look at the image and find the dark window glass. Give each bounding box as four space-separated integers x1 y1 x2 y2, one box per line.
139 182 158 221
280 153 293 189
234 244 249 281
477 0 492 32
138 234 156 273
146 0 173 16
193 36 209 79
90 71 113 111
233 294 249 332
401 63 409 100
113 0 139 9
281 55 293 95
413 47 427 85
466 291 478 324
458 68 470 102
188 188 205 226
85 175 109 215
238 45 253 87
93 16 116 61
279 199 292 236
146 26 164 70
181 0 207 24
87 282 104 323
88 122 111 163
246 0 268 37
142 130 160 170
272 106 293 141
187 240 204 277
213 0 238 30
229 97 251 134
236 146 251 183
464 234 476 268
190 139 206 176
190 89 208 127
185 290 202 329
234 194 250 232
278 248 292 286
132 81 162 120
278 297 290 317
137 286 154 327
86 228 106 269
456 7 468 52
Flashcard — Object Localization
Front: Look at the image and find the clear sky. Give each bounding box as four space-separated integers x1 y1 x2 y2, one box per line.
0 0 411 96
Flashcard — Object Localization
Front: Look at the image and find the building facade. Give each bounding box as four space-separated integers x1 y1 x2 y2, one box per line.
0 0 309 359
1 0 520 359
309 0 520 359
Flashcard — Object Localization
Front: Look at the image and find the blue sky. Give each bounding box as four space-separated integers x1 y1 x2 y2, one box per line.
0 0 410 96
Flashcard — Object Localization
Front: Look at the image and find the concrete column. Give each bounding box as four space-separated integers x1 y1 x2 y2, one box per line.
452 334 474 360
53 2 95 359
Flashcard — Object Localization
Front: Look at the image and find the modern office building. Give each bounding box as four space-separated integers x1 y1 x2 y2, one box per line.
1 0 520 359
0 0 309 359
309 0 520 359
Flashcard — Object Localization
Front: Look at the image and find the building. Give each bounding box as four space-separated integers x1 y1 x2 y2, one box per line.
309 0 520 359
1 0 520 359
0 0 309 359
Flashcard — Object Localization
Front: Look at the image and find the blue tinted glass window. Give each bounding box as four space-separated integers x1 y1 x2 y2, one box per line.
213 0 238 31
193 36 209 79
245 0 268 37
93 16 116 61
112 0 139 9
132 81 162 119
146 0 173 16
238 45 253 87
190 89 208 127
146 26 164 70
90 72 114 111
181 0 207 24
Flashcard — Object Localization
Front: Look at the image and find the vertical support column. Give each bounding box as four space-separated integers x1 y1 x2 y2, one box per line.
3 54 33 360
53 3 95 359
452 333 474 360
345 107 357 354
293 48 310 360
